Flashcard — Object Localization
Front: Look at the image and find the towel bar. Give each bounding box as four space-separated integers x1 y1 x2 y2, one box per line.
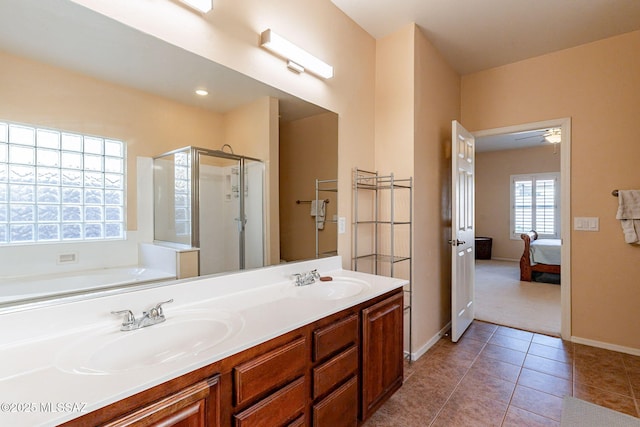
612 189 619 197
296 199 330 204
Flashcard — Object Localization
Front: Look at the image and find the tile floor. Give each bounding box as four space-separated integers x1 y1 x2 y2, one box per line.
364 321 640 426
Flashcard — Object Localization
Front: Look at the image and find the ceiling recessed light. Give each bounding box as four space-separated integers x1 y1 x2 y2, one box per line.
195 89 209 96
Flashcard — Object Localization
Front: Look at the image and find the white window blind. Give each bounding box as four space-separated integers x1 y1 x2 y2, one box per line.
0 120 126 244
511 173 559 238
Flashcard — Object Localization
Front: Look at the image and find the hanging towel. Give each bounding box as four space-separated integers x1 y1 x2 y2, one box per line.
310 199 326 230
616 190 640 244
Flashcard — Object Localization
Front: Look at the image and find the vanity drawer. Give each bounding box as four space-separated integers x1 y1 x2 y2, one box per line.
103 376 219 427
312 375 358 427
288 414 305 427
313 314 358 362
313 345 358 399
234 377 306 427
234 336 306 406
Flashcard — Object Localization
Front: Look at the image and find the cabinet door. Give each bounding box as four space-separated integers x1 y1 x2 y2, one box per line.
360 292 404 421
103 376 220 427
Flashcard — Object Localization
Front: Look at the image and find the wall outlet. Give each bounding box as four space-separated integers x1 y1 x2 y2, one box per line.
338 217 346 234
57 252 78 264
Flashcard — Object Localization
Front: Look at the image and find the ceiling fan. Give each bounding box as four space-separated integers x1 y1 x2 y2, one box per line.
516 128 562 144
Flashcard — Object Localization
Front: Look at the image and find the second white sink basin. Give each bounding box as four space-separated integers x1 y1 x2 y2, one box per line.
55 309 244 375
286 277 370 300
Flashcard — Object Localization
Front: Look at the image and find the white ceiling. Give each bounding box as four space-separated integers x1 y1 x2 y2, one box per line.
0 0 328 121
475 129 559 153
331 0 640 74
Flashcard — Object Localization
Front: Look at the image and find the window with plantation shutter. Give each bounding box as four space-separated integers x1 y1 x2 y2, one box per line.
510 173 559 239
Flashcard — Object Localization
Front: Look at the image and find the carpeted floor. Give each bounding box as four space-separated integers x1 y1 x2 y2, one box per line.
475 259 561 336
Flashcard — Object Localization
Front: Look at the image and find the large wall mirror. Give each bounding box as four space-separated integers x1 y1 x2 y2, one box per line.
0 0 338 310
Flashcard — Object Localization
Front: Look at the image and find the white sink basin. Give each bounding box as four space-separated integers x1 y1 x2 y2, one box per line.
55 309 244 375
286 277 370 300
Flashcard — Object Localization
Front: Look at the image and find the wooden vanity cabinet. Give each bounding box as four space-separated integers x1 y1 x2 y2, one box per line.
62 289 403 427
360 292 404 421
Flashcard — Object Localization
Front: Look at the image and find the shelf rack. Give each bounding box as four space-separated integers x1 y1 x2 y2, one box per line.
353 168 413 360
315 178 338 259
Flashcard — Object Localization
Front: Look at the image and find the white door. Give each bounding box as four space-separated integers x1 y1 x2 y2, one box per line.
451 120 475 342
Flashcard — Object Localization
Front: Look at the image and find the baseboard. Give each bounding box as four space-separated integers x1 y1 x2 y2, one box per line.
409 321 451 361
571 336 640 357
489 257 519 262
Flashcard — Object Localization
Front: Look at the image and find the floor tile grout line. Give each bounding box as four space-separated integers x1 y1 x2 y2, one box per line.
500 337 565 425
621 357 640 416
428 327 497 426
499 357 522 426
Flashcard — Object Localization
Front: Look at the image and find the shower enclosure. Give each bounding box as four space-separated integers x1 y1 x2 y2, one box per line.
153 146 265 276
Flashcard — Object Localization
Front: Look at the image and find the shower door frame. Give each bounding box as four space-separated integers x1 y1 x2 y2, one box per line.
154 146 264 273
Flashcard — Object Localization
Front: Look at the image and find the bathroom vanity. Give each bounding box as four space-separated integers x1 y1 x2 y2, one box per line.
0 257 406 427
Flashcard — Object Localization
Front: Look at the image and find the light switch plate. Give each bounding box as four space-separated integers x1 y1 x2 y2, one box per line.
574 217 599 231
338 217 346 234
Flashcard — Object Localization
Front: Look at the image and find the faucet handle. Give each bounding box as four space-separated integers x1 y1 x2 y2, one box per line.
151 299 174 318
292 273 303 286
111 310 135 327
310 269 320 280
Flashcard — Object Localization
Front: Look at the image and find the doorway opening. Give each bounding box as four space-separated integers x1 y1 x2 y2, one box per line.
472 118 571 338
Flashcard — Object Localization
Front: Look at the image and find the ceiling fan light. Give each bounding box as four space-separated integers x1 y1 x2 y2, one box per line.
545 129 562 144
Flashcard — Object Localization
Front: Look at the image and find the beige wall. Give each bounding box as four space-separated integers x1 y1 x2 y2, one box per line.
374 24 461 355
279 112 338 262
413 27 461 350
375 24 415 176
462 30 640 349
476 145 561 260
0 50 225 231
70 0 377 268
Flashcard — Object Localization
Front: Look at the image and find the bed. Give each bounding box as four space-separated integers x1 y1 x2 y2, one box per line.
519 231 561 282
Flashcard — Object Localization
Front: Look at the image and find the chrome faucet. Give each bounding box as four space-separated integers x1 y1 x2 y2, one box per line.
111 299 174 331
292 269 320 287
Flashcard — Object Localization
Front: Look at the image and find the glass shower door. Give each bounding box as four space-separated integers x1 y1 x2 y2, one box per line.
243 159 265 269
198 152 241 275
154 146 265 276
153 149 192 246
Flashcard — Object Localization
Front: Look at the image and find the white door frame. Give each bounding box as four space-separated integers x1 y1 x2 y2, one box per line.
473 117 571 340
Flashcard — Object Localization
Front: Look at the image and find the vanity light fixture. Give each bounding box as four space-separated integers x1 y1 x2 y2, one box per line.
195 89 209 96
260 29 334 79
178 0 212 13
